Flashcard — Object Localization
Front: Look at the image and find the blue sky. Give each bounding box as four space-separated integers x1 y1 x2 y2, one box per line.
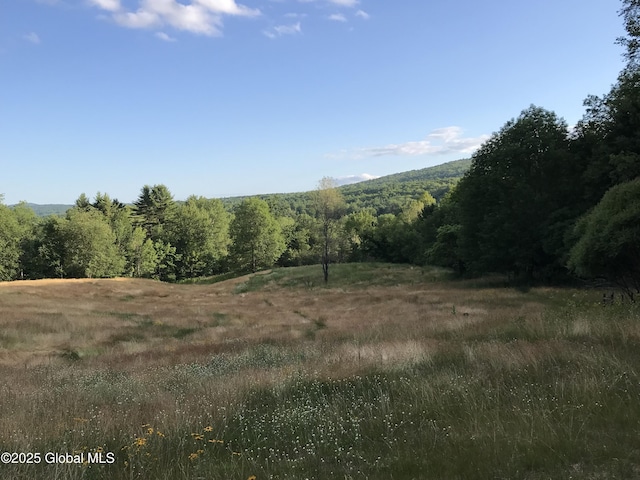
1 0 627 205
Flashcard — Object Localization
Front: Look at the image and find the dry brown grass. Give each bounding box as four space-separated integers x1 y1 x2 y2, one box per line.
3 266 639 479
0 273 532 371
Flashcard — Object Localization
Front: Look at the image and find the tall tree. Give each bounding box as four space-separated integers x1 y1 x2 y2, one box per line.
168 196 230 279
229 198 285 273
133 184 176 240
617 0 640 66
456 106 574 278
312 177 345 283
60 209 125 278
0 200 21 281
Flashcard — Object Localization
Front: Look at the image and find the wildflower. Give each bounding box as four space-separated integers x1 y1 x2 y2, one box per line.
204 426 213 432
208 439 224 444
248 476 257 480
189 453 199 461
191 433 204 440
147 427 154 435
135 437 147 447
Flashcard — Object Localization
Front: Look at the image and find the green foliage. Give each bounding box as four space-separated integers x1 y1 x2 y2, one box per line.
455 106 573 278
220 159 471 217
338 158 470 215
0 203 22 280
617 0 640 65
229 198 286 273
60 208 126 278
343 209 377 262
568 178 640 300
127 227 159 278
133 184 176 240
168 196 230 279
312 177 346 283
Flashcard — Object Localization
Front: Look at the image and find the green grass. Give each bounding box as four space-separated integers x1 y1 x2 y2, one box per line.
235 263 451 293
178 271 240 285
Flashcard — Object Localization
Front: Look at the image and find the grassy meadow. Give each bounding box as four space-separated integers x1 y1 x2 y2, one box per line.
0 263 639 479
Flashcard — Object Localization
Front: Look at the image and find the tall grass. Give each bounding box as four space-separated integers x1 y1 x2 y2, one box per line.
1 265 639 479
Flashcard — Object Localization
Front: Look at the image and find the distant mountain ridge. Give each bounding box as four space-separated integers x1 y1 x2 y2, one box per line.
12 158 472 217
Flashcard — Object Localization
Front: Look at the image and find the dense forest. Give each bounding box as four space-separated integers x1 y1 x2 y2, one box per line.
1 0 639 298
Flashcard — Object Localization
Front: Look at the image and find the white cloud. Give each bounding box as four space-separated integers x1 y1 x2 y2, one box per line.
155 31 177 41
328 13 346 22
335 173 379 186
355 9 369 19
24 32 41 44
334 127 489 159
194 0 259 16
327 0 358 6
113 8 161 29
91 0 258 36
89 0 121 12
298 0 358 6
264 21 301 37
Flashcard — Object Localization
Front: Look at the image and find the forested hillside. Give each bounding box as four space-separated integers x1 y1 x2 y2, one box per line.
217 158 470 216
1 1 638 297
14 158 470 218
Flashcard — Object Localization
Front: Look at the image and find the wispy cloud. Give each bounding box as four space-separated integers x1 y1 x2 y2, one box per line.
24 32 41 44
263 21 301 38
297 0 359 6
332 127 489 159
155 31 177 41
355 9 369 19
335 173 379 186
90 0 259 36
328 0 358 6
328 13 346 22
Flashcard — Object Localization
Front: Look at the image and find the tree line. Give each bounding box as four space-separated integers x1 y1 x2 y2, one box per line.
395 0 640 298
1 0 638 296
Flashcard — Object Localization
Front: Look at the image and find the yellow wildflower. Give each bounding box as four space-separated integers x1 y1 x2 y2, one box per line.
204 426 213 432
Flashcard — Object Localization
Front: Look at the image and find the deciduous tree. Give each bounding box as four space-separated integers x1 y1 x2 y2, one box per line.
229 198 285 273
312 177 345 283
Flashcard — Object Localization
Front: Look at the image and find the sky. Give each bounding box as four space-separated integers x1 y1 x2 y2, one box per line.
0 0 628 205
